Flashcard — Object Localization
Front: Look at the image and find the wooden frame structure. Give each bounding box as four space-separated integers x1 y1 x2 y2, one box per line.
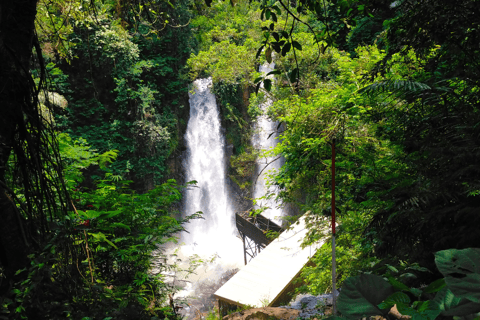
214 214 323 312
235 212 282 265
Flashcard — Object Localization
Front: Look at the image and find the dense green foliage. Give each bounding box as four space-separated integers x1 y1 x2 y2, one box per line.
2 0 480 317
245 0 480 295
187 0 264 156
2 134 198 319
41 0 194 189
190 0 480 296
2 0 199 318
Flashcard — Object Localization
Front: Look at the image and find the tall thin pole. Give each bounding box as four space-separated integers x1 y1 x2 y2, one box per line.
331 138 337 315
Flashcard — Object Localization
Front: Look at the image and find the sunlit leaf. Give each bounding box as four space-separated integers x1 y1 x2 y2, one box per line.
266 47 272 63
266 70 281 76
424 278 446 293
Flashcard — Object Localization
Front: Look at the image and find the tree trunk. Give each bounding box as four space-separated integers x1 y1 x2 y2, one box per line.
0 0 38 290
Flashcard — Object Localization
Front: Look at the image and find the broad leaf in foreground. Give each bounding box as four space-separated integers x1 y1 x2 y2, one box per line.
435 248 480 303
431 287 480 316
338 274 394 319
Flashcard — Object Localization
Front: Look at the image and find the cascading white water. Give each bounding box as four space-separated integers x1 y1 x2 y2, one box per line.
180 77 243 272
251 62 285 224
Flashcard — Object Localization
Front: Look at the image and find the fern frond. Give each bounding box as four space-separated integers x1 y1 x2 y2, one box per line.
358 80 431 97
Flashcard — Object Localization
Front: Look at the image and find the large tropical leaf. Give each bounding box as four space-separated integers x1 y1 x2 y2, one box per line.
435 248 480 303
338 274 394 319
431 287 480 317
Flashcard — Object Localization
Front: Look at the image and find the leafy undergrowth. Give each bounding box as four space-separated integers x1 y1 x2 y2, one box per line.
331 248 480 320
1 135 200 320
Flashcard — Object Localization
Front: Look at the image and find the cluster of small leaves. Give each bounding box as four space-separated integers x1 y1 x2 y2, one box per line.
254 3 302 91
251 0 379 92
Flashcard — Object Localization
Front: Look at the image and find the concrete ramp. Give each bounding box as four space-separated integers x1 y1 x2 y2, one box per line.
214 215 323 308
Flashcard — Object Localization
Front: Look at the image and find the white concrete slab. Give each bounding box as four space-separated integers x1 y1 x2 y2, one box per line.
214 215 323 307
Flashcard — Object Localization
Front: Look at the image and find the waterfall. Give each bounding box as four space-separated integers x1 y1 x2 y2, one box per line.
251 62 285 224
180 77 242 270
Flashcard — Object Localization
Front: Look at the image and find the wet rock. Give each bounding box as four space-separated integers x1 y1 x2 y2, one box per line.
280 291 340 319
224 307 300 320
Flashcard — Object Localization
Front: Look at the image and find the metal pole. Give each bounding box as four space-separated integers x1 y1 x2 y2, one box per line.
242 233 247 265
331 138 337 315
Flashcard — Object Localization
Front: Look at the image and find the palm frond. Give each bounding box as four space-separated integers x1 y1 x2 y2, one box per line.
358 80 431 97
